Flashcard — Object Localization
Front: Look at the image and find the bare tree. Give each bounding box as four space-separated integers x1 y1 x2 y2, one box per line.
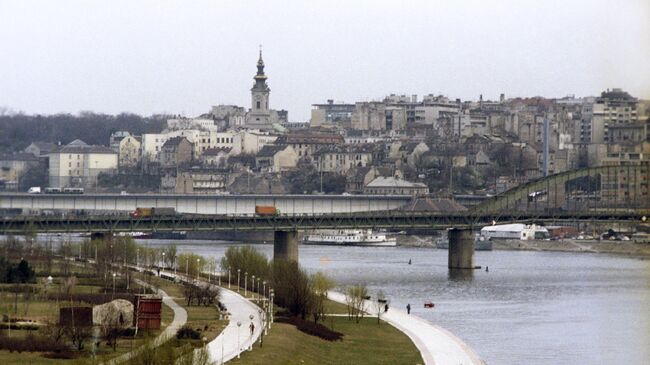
311 272 334 324
346 284 368 323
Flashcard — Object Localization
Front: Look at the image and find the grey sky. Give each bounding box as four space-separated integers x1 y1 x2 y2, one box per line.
1 0 649 121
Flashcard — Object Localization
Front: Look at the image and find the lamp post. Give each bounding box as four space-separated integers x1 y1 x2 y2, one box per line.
196 258 200 281
251 277 254 298
112 272 116 300
161 252 165 271
249 314 254 351
228 268 231 289
244 272 248 296
269 289 274 327
218 269 221 286
237 269 241 292
173 255 177 276
257 278 261 300
136 248 139 269
236 321 242 358
186 256 189 276
263 280 266 303
258 308 264 347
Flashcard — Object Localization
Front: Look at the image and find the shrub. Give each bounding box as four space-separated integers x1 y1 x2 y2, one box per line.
276 316 343 341
0 331 67 352
176 325 201 340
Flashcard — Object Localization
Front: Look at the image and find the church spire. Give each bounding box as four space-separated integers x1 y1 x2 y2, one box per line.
253 45 268 90
256 45 266 77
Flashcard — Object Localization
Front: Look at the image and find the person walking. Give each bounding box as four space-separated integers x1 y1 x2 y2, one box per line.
384 303 389 312
249 322 255 336
406 303 411 314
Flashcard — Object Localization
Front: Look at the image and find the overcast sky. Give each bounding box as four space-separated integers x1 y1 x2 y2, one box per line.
1 0 649 121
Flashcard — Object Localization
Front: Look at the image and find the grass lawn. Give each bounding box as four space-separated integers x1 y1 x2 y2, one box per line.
229 315 423 365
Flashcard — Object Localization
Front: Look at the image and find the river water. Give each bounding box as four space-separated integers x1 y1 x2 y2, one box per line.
23 235 650 364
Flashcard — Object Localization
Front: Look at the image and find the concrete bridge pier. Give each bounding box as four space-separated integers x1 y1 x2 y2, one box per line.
448 228 475 270
273 230 299 262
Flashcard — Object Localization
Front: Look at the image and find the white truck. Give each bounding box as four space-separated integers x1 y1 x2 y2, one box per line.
27 187 41 194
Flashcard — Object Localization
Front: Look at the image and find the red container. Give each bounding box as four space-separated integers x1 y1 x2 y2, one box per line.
134 295 162 330
255 206 277 216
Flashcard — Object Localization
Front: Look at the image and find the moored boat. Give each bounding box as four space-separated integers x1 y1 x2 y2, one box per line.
303 229 397 247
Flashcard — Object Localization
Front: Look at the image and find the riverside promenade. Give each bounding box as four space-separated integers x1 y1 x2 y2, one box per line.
160 270 264 364
328 291 483 365
203 287 264 364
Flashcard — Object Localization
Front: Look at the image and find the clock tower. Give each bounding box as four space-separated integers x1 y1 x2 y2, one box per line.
248 47 271 127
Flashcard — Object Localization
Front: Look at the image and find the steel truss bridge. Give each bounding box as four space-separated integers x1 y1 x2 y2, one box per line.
0 165 647 234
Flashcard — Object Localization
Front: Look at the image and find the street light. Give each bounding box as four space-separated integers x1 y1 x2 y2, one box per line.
236 321 242 358
186 256 189 276
249 314 254 351
174 255 177 276
251 275 255 298
112 272 116 300
263 280 266 303
258 308 264 347
257 278 261 300
196 258 200 281
244 272 248 296
228 268 231 289
162 252 165 271
237 269 241 292
269 289 274 327
218 269 221 286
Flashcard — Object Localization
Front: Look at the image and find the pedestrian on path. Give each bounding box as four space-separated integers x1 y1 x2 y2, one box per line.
249 322 255 336
406 303 411 314
384 303 389 312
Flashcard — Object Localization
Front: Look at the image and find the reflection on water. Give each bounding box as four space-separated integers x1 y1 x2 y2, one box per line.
448 268 474 281
22 236 650 365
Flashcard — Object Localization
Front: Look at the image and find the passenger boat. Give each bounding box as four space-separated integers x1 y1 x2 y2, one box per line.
303 229 397 247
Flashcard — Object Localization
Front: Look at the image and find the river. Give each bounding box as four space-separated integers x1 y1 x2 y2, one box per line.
22 235 650 364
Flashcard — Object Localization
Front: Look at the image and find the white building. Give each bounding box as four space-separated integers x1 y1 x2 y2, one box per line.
167 117 217 131
48 140 117 188
363 177 429 196
233 130 278 155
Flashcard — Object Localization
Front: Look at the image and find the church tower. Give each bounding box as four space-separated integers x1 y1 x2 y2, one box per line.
248 48 271 127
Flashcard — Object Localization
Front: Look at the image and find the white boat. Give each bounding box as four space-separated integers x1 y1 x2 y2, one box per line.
303 229 397 247
480 223 549 240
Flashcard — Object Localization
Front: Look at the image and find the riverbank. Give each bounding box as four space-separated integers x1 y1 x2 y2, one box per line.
491 238 650 257
228 297 423 365
327 291 483 365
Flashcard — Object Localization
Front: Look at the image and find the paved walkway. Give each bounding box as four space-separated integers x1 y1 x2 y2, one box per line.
327 291 484 365
158 271 264 364
102 279 187 365
203 287 264 364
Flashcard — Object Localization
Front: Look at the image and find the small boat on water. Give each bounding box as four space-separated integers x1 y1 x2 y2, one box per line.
303 229 397 247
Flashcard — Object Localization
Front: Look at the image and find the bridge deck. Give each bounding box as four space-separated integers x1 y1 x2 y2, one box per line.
0 210 644 234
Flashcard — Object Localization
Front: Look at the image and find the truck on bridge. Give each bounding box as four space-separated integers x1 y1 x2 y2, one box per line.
130 207 176 218
255 205 278 216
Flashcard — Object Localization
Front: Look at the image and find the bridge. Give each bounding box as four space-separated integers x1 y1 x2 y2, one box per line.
0 193 410 215
1 165 647 269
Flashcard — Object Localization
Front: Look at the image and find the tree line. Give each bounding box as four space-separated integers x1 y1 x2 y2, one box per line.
0 112 167 153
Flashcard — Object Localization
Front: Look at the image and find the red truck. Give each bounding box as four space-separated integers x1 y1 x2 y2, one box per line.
255 206 278 216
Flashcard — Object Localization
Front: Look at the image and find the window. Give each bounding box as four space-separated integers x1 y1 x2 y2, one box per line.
257 101 261 109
